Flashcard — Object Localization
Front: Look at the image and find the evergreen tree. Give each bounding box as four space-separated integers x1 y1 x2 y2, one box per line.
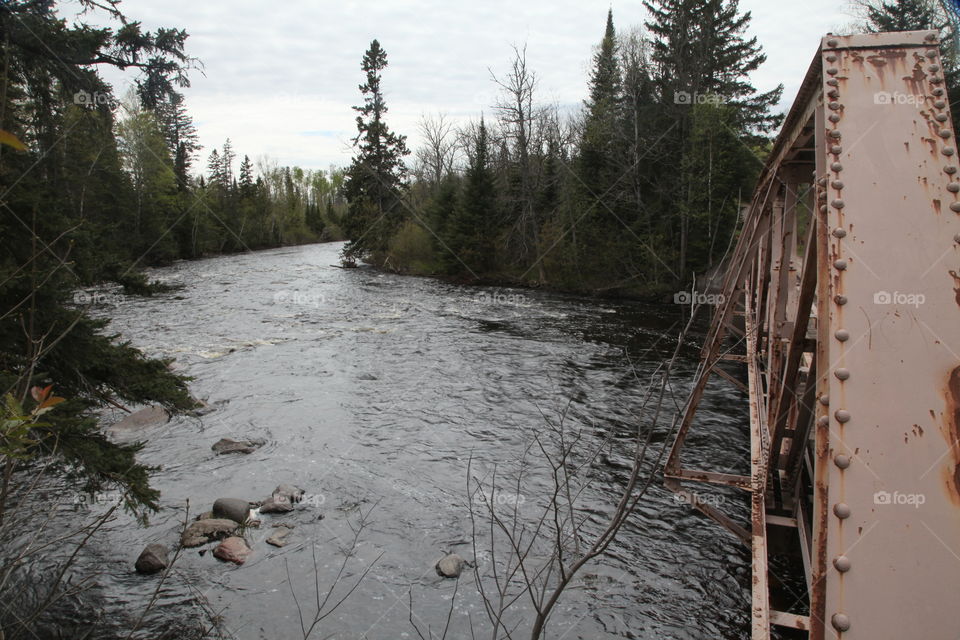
342 39 410 260
447 118 497 275
239 154 255 197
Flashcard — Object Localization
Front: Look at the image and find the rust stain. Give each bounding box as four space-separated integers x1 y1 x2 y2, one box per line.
934 199 942 215
943 367 960 505
951 270 960 307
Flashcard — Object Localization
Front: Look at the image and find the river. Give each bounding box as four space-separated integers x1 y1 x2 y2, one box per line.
41 241 755 639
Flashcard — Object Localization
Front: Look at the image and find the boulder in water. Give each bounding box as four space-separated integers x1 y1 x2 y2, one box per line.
134 543 169 574
435 553 465 578
213 537 252 564
212 498 252 524
272 484 304 504
211 438 264 455
266 527 292 548
259 496 294 513
181 518 239 547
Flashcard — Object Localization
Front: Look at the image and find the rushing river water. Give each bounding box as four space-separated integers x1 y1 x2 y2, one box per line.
30 241 758 639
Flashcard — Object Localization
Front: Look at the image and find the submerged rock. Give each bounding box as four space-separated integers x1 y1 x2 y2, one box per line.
435 553 465 578
213 537 252 564
213 498 252 524
266 527 292 548
211 438 264 455
107 406 170 439
181 518 239 547
134 543 169 574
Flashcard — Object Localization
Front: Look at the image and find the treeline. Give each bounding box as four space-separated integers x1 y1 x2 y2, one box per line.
342 1 784 295
342 0 960 296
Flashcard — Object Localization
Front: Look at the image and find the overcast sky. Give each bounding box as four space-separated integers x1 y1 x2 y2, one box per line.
88 0 858 173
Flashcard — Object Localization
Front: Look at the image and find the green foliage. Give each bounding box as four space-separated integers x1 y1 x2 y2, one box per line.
342 40 411 260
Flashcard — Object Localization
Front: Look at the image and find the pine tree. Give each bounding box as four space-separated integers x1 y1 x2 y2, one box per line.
342 39 410 261
864 0 945 32
447 118 497 275
239 155 254 197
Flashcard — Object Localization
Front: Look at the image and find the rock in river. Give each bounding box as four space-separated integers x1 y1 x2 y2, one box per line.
259 496 294 513
266 527 292 548
213 497 252 524
272 484 304 504
435 553 465 578
213 536 252 565
134 543 169 574
181 518 239 547
211 438 264 455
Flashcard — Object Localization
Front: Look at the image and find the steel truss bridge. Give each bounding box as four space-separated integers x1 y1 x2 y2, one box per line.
666 31 960 639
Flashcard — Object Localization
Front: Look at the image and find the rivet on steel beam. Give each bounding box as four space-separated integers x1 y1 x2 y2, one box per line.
933 88 945 97
955 233 960 243
832 199 845 209
832 180 844 190
818 416 829 427
828 101 842 111
833 503 852 519
927 50 938 59
832 613 852 632
931 76 943 84
827 89 840 99
835 295 848 305
926 32 938 42
818 176 828 186
829 113 841 123
951 202 960 213
835 368 850 380
829 129 842 139
835 328 850 341
819 394 830 406
929 64 941 73
833 227 847 238
827 68 839 75
827 38 839 47
940 130 953 139
820 204 828 213
945 165 958 174
937 114 950 123
834 555 852 572
834 259 847 270
834 454 851 469
935 99 947 108
831 162 843 172
948 183 960 193
835 409 851 423
826 53 837 62
831 145 843 155
943 147 955 156
827 78 839 87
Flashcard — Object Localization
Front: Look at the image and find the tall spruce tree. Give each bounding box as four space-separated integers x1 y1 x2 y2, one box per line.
447 117 497 275
342 39 410 260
